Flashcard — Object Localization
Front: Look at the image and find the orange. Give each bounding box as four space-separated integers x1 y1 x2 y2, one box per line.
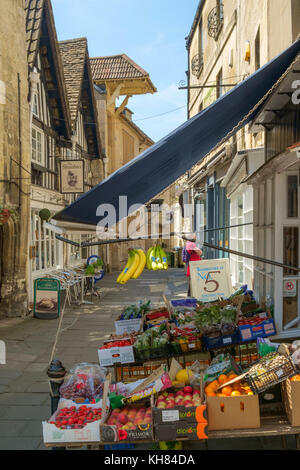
232 383 242 391
247 391 254 395
231 391 241 396
206 392 216 397
228 373 238 381
221 386 233 396
216 393 227 397
218 374 228 385
291 375 300 382
209 380 220 391
205 385 214 394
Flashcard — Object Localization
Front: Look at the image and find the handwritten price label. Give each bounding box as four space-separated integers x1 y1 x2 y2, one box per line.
190 259 233 302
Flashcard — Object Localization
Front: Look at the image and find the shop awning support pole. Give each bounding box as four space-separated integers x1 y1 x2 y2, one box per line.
55 222 300 273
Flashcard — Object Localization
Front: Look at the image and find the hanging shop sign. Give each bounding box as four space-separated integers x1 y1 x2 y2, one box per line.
60 160 84 194
190 258 233 302
283 280 297 298
34 278 60 319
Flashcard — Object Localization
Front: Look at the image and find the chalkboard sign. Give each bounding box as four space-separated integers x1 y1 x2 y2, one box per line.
34 278 60 319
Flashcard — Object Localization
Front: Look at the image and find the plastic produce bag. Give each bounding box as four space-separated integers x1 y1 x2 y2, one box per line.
59 363 107 402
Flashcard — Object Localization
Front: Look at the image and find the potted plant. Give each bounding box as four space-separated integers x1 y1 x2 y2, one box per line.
0 204 19 226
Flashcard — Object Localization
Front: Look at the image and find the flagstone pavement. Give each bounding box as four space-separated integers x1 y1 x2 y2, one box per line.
0 269 297 450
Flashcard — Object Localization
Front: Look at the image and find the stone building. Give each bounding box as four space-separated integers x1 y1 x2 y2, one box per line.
25 1 103 301
91 55 176 272
185 0 300 288
0 0 31 317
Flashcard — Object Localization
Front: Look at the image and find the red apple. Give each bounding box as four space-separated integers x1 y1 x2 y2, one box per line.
111 409 121 416
107 417 117 425
157 402 167 409
166 403 174 409
184 386 193 394
183 395 192 401
118 413 128 425
184 401 193 407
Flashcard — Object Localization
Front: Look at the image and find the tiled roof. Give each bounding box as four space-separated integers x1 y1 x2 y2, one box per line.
90 54 150 81
25 0 45 67
59 38 87 127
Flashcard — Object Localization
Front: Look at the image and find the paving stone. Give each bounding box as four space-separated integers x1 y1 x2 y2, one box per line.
0 385 9 393
0 392 49 406
26 382 49 393
1 405 50 421
21 420 44 437
0 437 42 450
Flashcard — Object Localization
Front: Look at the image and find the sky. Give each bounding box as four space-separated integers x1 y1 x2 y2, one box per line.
51 0 200 142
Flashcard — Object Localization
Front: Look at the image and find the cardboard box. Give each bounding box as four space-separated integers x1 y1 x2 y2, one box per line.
42 398 106 445
155 421 200 441
206 394 260 431
100 402 153 442
238 314 276 342
281 378 300 427
98 345 135 367
114 318 142 335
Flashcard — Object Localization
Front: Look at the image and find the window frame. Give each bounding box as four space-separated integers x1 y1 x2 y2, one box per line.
32 125 45 166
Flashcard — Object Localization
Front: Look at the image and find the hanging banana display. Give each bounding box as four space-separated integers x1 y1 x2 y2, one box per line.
117 249 147 284
147 245 169 271
117 245 169 284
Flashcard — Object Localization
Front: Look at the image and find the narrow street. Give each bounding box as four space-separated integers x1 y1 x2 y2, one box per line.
0 269 188 450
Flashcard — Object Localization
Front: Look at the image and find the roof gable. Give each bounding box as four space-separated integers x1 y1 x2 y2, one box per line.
59 38 102 158
25 0 72 139
90 54 149 80
59 38 87 127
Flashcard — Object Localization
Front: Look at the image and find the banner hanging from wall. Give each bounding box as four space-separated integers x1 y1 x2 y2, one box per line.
60 160 84 194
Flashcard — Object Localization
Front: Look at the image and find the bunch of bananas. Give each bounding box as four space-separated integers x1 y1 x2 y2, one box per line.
146 245 168 271
117 249 147 284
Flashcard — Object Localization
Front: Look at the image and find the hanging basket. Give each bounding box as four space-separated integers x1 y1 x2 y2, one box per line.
39 209 51 222
0 206 19 226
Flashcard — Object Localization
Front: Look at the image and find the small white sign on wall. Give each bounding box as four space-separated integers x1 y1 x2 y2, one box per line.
283 280 297 298
190 258 233 302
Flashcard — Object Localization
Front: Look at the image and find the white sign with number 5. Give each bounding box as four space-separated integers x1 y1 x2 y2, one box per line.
189 258 233 302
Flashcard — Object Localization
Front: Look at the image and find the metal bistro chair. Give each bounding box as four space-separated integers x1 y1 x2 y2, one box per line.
48 271 72 306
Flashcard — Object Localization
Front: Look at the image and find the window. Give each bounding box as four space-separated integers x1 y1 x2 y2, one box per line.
216 68 223 99
255 27 261 71
32 127 44 164
32 84 40 118
31 210 61 272
287 175 298 218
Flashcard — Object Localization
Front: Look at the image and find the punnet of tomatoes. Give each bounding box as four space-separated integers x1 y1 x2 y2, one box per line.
49 405 103 429
100 338 135 349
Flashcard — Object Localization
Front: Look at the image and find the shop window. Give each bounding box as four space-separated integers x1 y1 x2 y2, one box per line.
30 210 61 272
32 127 44 165
216 68 223 99
287 175 298 218
283 227 299 329
255 27 261 71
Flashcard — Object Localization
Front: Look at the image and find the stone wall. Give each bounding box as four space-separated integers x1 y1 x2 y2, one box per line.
0 0 30 316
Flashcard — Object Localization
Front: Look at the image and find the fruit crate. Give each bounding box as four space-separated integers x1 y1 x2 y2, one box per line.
134 344 169 362
115 363 166 382
245 355 297 394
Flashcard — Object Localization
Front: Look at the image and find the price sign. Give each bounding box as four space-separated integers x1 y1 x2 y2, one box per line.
190 259 233 302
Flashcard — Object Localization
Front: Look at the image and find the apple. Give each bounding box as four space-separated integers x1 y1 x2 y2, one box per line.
111 409 121 416
157 402 167 409
118 413 128 425
161 392 169 398
166 403 174 409
107 416 117 425
178 400 185 406
121 424 130 430
168 393 175 398
184 386 193 394
183 395 192 401
193 390 200 395
184 401 193 407
143 417 152 424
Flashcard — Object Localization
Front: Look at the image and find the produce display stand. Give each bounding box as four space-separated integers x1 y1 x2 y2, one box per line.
44 413 300 450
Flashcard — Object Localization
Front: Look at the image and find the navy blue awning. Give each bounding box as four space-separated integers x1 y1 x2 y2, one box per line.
54 39 300 227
